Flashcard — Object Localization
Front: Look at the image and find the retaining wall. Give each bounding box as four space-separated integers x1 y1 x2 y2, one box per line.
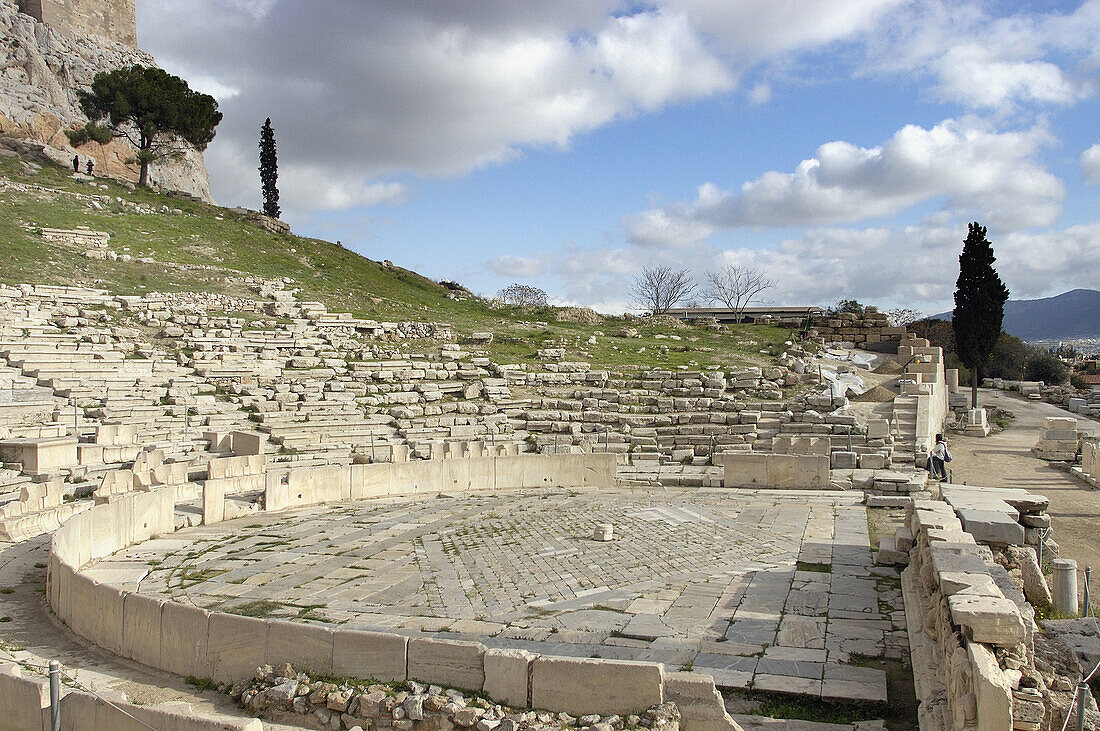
899 344 949 456
716 453 831 489
900 500 1022 730
45 454 738 728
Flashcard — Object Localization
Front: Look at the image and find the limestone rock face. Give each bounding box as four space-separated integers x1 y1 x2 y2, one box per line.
0 1 212 201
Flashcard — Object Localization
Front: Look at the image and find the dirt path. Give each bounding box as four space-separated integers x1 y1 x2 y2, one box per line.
947 389 1100 612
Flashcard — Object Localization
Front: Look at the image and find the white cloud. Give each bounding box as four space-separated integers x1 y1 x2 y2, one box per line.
625 119 1064 246
930 46 1076 111
134 0 1100 248
996 224 1100 296
506 220 1100 314
713 223 1100 308
668 0 898 56
141 3 735 209
1082 142 1100 183
748 82 772 105
866 1 1098 114
202 144 407 214
486 255 548 277
280 168 408 212
184 75 241 101
623 208 716 248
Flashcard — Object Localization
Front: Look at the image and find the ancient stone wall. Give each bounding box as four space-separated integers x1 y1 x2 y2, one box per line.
809 311 907 347
715 452 831 489
899 499 1028 730
18 0 136 47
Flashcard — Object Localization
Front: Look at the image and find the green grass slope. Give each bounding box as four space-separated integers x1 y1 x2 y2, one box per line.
0 150 800 372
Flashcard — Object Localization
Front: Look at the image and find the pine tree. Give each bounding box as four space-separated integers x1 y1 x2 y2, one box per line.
952 222 1010 407
78 66 221 187
259 118 280 219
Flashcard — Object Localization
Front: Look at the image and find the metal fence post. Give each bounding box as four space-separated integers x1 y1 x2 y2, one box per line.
1077 682 1087 731
49 660 60 731
1085 567 1092 617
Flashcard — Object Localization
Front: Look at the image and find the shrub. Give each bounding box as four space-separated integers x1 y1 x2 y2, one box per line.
827 299 865 316
1025 351 1068 385
984 333 1029 381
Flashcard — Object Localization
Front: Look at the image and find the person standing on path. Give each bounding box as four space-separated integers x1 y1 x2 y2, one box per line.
929 433 950 480
72 155 79 172
86 158 94 176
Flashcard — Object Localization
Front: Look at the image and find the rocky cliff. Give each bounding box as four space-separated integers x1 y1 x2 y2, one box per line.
0 0 212 201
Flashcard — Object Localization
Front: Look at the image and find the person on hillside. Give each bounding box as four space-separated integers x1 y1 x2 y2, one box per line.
72 155 79 172
86 159 94 176
929 433 950 480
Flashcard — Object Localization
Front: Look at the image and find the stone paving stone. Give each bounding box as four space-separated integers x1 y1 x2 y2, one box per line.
753 674 822 696
94 486 903 701
755 657 825 680
698 668 753 689
724 617 778 645
775 616 827 649
822 663 888 702
762 645 827 663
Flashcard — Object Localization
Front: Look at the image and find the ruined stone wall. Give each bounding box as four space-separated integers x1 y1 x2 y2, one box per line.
900 500 1021 730
18 0 135 47
810 311 907 347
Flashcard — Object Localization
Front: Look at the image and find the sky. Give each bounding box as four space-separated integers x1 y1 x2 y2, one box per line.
137 1 1100 315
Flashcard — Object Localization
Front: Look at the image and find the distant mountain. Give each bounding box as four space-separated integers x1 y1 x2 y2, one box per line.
931 289 1100 341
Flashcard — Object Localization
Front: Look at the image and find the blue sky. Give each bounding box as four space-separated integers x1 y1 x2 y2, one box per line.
139 1 1100 314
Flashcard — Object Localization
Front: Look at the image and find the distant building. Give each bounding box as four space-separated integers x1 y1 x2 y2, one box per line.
665 306 824 324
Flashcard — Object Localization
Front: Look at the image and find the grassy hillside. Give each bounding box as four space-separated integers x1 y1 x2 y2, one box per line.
0 149 802 372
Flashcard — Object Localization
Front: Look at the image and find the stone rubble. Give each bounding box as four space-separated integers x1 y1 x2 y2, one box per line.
234 664 682 731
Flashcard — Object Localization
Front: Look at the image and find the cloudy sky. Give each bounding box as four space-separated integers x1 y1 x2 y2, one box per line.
138 1 1100 313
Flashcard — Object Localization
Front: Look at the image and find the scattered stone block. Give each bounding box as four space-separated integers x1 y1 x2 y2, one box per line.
956 508 1024 545
947 594 1026 646
592 523 614 541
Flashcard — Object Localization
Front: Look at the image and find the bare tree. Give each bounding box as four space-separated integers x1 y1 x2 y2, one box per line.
630 266 697 315
496 283 549 307
703 265 775 322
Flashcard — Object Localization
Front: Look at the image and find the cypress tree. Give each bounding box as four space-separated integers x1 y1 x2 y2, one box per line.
952 222 1010 407
259 118 280 219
